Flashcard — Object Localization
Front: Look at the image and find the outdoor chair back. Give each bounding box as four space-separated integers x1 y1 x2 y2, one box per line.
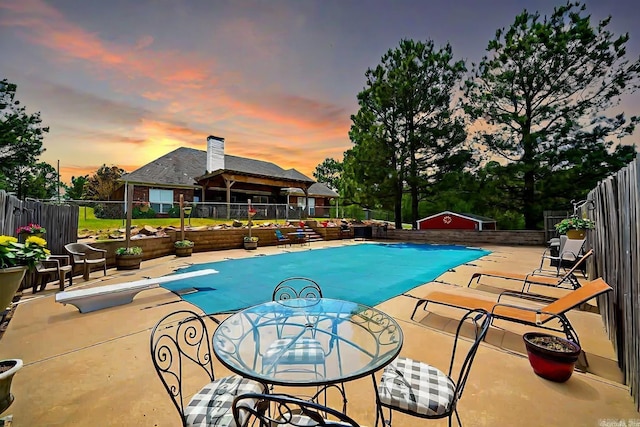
374 309 491 427
149 309 266 426
64 243 107 280
272 277 323 301
232 393 361 427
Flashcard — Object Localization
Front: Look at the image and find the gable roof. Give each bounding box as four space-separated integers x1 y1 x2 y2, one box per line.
417 211 496 224
286 182 339 198
121 147 314 187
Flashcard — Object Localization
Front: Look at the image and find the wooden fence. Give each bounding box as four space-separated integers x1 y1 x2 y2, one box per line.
0 190 79 271
586 158 640 411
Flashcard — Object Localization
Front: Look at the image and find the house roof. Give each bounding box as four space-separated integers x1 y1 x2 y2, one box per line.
416 210 496 224
286 182 339 198
121 147 314 187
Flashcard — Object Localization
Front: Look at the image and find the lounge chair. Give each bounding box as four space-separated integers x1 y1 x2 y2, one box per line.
538 237 585 275
411 277 612 346
468 249 593 292
274 229 291 247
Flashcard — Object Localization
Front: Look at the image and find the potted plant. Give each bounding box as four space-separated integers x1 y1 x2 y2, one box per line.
243 236 259 250
554 217 595 240
0 235 47 413
174 239 194 257
115 246 143 270
1 234 50 311
0 359 23 413
523 332 581 382
16 223 46 241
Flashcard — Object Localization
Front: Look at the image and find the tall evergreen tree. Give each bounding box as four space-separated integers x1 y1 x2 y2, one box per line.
346 39 470 228
464 2 639 228
0 79 51 199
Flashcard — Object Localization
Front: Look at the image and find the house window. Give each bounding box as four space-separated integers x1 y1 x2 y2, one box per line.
297 198 315 215
252 195 268 204
149 189 174 213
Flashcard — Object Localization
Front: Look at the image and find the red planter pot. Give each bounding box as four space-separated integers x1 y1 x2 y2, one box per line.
523 332 581 382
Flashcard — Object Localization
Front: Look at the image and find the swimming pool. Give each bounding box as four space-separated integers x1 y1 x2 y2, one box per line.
161 242 490 314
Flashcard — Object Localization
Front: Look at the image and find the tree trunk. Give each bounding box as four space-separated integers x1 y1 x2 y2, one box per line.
522 127 537 229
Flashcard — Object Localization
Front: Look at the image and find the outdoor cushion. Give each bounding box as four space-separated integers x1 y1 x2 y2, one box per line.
378 356 455 417
185 375 263 427
263 337 326 365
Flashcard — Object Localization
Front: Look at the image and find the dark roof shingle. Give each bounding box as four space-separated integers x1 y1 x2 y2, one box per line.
121 147 314 186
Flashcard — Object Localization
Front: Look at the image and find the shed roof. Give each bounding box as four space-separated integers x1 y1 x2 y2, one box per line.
417 210 496 224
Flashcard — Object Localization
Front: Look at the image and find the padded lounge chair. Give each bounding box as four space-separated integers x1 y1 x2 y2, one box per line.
411 277 612 346
468 249 593 292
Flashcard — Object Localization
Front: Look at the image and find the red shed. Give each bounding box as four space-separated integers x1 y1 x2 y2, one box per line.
417 211 497 230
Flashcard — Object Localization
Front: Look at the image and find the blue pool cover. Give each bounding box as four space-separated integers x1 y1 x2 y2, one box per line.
160 242 490 314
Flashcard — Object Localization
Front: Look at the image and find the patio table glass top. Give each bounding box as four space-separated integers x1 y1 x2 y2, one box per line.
212 298 403 386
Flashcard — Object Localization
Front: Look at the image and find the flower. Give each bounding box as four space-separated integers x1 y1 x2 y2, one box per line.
16 223 46 235
243 236 259 242
554 217 596 235
115 246 143 256
174 240 194 248
1 234 50 270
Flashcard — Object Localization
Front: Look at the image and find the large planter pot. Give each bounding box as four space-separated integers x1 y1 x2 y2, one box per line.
115 254 143 270
0 359 23 414
0 266 28 312
243 241 258 250
175 246 193 257
523 332 581 382
566 229 586 239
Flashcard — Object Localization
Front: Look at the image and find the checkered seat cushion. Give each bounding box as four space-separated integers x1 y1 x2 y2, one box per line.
378 356 456 417
263 337 326 365
184 374 264 427
280 414 352 426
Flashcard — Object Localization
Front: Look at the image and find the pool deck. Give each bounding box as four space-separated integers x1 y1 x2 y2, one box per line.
1 240 638 426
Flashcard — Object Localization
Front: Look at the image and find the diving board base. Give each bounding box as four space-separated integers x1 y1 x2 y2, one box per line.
55 269 218 313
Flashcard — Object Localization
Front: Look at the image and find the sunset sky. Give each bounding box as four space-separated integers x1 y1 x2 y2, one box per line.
1 0 639 183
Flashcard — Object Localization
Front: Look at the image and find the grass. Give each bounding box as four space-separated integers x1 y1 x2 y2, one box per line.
78 206 304 234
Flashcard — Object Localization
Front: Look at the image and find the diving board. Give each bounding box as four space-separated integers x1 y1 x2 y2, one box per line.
55 269 218 313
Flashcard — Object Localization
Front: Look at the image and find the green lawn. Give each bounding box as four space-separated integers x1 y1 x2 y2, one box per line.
77 206 296 234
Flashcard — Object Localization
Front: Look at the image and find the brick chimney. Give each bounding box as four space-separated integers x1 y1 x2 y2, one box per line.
206 135 225 173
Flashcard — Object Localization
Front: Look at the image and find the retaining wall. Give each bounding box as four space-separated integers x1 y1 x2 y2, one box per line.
87 226 544 268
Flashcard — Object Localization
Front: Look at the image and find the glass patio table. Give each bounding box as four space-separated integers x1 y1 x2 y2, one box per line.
212 298 403 391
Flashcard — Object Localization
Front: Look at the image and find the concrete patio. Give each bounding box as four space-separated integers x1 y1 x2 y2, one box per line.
0 240 638 426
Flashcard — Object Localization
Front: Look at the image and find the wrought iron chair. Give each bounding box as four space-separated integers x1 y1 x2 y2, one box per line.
268 278 325 373
232 393 361 427
64 243 107 280
373 309 491 427
150 310 267 427
272 277 323 301
33 254 73 293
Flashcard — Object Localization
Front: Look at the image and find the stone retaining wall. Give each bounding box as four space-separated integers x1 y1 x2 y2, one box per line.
386 229 545 246
88 226 544 268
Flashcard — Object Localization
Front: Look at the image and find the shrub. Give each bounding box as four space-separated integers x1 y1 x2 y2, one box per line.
115 246 143 256
174 240 194 248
